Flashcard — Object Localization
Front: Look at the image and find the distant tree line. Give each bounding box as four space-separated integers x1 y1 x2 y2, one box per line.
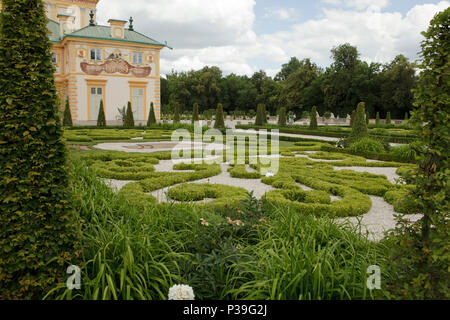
161 43 417 120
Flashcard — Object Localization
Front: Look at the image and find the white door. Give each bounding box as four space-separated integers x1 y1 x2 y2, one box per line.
90 87 103 120
132 88 144 120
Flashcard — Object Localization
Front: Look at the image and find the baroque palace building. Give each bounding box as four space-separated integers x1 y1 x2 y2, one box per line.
2 0 169 124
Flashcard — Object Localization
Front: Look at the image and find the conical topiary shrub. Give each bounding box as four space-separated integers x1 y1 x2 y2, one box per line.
404 112 409 121
261 103 267 124
214 103 225 129
349 102 368 142
376 112 380 126
278 107 287 127
0 0 79 299
350 110 356 127
63 99 73 127
173 102 180 123
124 101 134 127
192 103 199 124
97 99 106 127
147 102 156 126
386 112 391 125
255 104 265 126
310 106 318 129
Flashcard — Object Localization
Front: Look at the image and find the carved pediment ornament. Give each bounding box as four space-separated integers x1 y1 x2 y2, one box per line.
80 58 151 77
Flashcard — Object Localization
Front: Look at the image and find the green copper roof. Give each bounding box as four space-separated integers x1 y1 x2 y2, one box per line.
65 25 170 48
46 21 171 49
47 19 62 43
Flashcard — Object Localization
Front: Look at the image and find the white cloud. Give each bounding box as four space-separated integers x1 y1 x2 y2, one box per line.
321 0 390 10
263 8 297 20
260 1 450 67
97 0 256 49
95 0 450 76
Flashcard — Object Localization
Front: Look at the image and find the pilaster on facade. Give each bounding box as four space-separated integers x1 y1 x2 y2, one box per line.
68 75 78 120
153 77 161 121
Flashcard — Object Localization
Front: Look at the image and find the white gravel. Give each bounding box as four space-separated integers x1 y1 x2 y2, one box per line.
333 166 400 184
103 179 135 192
336 196 422 242
99 142 419 242
233 129 340 142
151 162 274 202
94 141 227 154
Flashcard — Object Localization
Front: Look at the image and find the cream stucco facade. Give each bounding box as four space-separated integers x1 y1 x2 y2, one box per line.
42 0 167 125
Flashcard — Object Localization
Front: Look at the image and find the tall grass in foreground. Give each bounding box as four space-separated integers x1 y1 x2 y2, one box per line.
45 161 389 300
44 162 188 300
226 206 388 299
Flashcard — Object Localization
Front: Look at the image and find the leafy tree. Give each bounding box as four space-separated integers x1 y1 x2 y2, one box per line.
386 112 391 125
193 66 222 110
0 0 79 299
331 43 359 71
251 70 268 97
63 99 72 127
321 44 382 117
147 102 156 126
302 74 325 114
192 103 199 124
124 101 134 127
348 102 368 142
173 102 180 123
214 103 225 129
387 8 450 299
278 107 287 127
278 59 320 113
97 99 106 127
380 54 417 118
275 57 302 81
310 106 318 129
160 76 170 106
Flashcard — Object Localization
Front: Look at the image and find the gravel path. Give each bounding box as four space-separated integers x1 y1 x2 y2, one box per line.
336 196 422 242
333 166 400 184
233 129 340 142
151 162 274 202
100 146 417 242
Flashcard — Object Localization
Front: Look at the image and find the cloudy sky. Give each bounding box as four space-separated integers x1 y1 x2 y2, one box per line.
97 0 449 77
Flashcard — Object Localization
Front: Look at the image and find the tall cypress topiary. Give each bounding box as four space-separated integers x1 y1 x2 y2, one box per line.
387 8 450 299
192 103 199 124
386 112 391 125
278 107 287 127
97 99 106 127
404 112 409 121
261 103 267 124
147 102 156 126
349 102 368 142
63 99 73 127
214 103 225 129
0 0 79 299
350 110 356 127
255 104 265 126
124 101 134 127
173 102 180 123
310 106 318 129
376 112 380 126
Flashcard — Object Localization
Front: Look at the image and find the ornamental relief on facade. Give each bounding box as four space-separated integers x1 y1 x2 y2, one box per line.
80 54 152 77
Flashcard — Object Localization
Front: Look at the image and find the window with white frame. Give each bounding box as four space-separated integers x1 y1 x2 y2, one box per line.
51 52 57 64
90 48 102 61
132 52 143 65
